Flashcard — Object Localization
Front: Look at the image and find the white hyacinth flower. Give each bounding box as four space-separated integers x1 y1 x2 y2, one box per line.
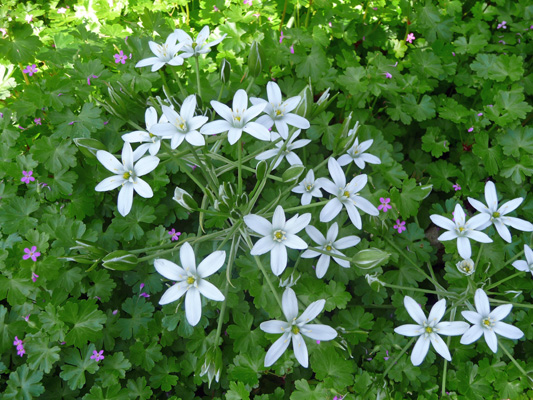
301 223 361 278
244 205 311 276
150 95 208 149
121 107 167 156
467 181 533 243
460 289 524 353
260 288 337 368
154 242 226 326
135 33 184 72
201 89 270 145
95 142 159 216
337 137 381 169
291 169 327 206
255 130 311 170
512 244 533 276
319 158 379 229
250 81 310 139
430 204 492 259
174 25 226 58
394 296 469 366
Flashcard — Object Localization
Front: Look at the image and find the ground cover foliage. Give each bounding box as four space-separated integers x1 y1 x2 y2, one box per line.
1 0 533 398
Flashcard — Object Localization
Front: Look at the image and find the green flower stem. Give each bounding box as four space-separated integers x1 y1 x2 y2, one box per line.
382 282 445 296
18 63 30 85
306 246 351 262
383 236 446 292
245 76 255 93
242 230 283 310
185 142 219 194
194 56 203 100
471 243 484 280
382 337 416 379
158 70 173 100
441 307 456 396
276 200 330 214
485 270 524 291
169 67 188 99
208 153 283 182
238 139 243 194
489 298 533 309
304 0 313 28
126 119 145 132
499 341 533 388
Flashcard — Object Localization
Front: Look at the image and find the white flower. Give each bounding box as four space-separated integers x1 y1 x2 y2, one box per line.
347 120 360 137
301 223 360 278
174 25 226 58
319 158 379 229
460 289 524 353
95 142 159 216
154 242 226 326
135 33 184 72
200 89 270 145
291 169 326 206
456 258 475 276
512 244 533 276
394 296 469 366
151 95 208 149
260 288 337 367
244 205 311 276
467 181 533 243
430 204 492 259
337 137 381 169
250 81 310 139
121 107 167 156
255 130 310 170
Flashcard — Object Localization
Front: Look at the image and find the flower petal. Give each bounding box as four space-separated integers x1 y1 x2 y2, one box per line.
284 234 308 250
305 225 326 245
266 81 282 104
464 229 493 244
181 95 197 121
484 181 498 210
512 260 529 272
493 321 524 340
95 176 123 192
264 332 291 367
483 329 498 353
132 178 153 198
345 202 362 229
300 324 337 341
185 131 206 146
117 183 134 216
185 287 202 326
461 311 482 325
437 231 458 241
489 304 512 322
474 289 491 316
180 242 197 272
159 281 188 305
292 333 309 367
154 259 186 281
243 122 271 142
197 279 224 301
467 197 490 214
327 158 346 187
272 206 286 230
394 324 422 337
197 250 226 278
320 198 343 222
200 120 231 135
460 324 483 345
282 288 299 321
261 320 290 334
96 150 123 174
404 296 427 325
457 236 472 259
353 196 379 216
283 113 310 130
427 299 446 324
315 255 331 278
210 101 233 122
435 321 469 336
453 204 466 226
430 214 456 231
244 214 272 236
228 128 243 145
233 89 248 113
430 334 451 361
134 155 160 176
250 236 276 255
503 216 533 232
285 213 311 234
296 299 325 325
271 244 288 276
411 335 430 366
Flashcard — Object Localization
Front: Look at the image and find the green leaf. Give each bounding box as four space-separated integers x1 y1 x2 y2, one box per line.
438 97 471 123
49 103 104 139
295 45 329 83
332 306 374 345
26 337 61 374
60 300 106 348
310 347 355 389
500 156 533 184
0 23 42 63
409 49 444 78
390 179 432 218
87 269 117 303
472 132 502 175
228 348 264 387
83 384 129 400
115 297 154 340
126 377 153 400
471 54 525 82
129 340 163 372
149 356 179 391
0 197 39 234
290 380 329 400
227 381 250 400
499 127 533 157
453 34 487 54
98 352 132 388
337 66 367 98
421 127 449 157
491 90 532 126
227 312 266 353
0 276 35 305
404 94 436 121
109 205 157 241
426 160 458 191
4 365 44 400
324 280 352 311
31 137 77 173
59 345 99 390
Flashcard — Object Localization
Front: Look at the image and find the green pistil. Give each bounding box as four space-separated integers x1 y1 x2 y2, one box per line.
291 326 300 335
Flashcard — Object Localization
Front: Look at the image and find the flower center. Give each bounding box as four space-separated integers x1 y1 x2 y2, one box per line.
187 276 195 285
305 184 314 192
123 171 131 180
425 326 433 334
325 244 332 251
275 109 283 116
482 317 494 328
492 212 500 218
343 191 351 198
192 42 197 49
149 132 155 138
291 326 300 335
273 230 286 242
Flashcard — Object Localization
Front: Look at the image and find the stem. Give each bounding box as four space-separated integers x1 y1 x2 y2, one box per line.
238 139 243 194
158 70 173 101
185 142 218 194
194 56 203 100
499 341 533 388
169 67 188 98
267 200 329 215
383 283 445 295
472 243 484 279
304 0 313 28
306 246 351 262
18 63 30 85
489 299 533 309
382 337 416 378
279 0 289 32
245 76 255 93
485 271 524 291
441 307 456 396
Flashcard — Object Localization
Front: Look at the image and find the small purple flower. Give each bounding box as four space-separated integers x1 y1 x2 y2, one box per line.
384 72 392 79
498 40 506 44
68 121 75 125
406 33 415 43
34 117 42 125
244 0 252 5
21 170 35 184
316 340 320 344
13 336 25 357
384 350 390 360
213 5 219 11
453 183 461 191
90 349 105 362
139 283 150 298
168 229 181 241
87 74 99 85
452 51 456 56
290 45 294 54
22 64 38 76
23 314 30 321
488 104 493 107
112 309 118 315
57 7 67 14
113 50 128 64
477 113 483 116
468 127 474 132
497 21 507 29
23 246 41 262
394 219 406 233
378 197 392 212
104 121 109 125
279 31 284 44
31 272 39 282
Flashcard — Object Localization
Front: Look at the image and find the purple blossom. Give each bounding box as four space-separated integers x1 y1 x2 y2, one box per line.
378 197 392 212
23 246 41 262
87 74 99 85
384 72 392 79
168 229 181 241
90 349 105 362
497 21 507 29
468 127 474 132
452 52 456 56
68 121 75 125
21 170 35 184
477 113 483 116
0 28 6 37
57 7 67 13
112 309 118 315
31 272 39 282
113 50 128 64
139 283 150 298
23 314 30 321
244 0 252 5
406 33 415 43
453 183 461 191
384 350 390 360
213 5 219 11
22 64 38 76
13 336 25 357
34 117 42 125
394 219 406 233
290 45 294 54
279 31 284 44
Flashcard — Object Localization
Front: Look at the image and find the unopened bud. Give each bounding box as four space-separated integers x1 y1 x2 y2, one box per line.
456 259 475 276
248 41 263 78
294 85 313 119
173 187 198 211
220 58 231 84
365 273 385 291
352 248 390 269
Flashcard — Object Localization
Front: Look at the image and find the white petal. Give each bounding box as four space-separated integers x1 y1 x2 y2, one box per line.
349 174 368 193
411 335 430 366
122 130 150 143
170 135 185 150
320 179 338 195
437 231 458 241
188 115 209 131
489 304 512 321
135 57 160 68
474 289 491 316
154 259 186 281
464 229 493 244
526 245 533 264
132 178 153 198
466 213 491 230
484 181 498 210
430 334 451 361
503 216 533 232
461 311 482 325
427 299 446 324
197 280 224 301
285 152 302 166
353 196 379 216
264 332 291 367
117 183 134 216
272 206 286 229
429 215 456 231
337 154 352 166
394 324 423 337
512 260 529 272
305 225 326 245
197 250 226 278
300 324 337 341
266 81 282 104
181 95 197 121
435 321 469 336
457 236 472 259
292 334 309 367
95 176 123 192
345 202 362 229
467 197 490 214
150 61 165 72
284 234 308 250
274 120 289 140
460 325 483 345
134 155 160 176
185 131 206 146
228 128 243 145
282 288 299 321
271 244 288 276
233 89 248 112
244 214 272 236
493 322 524 340
301 249 319 259
483 329 498 353
493 220 512 243
404 296 427 325
283 113 310 129
285 213 311 234
281 96 301 112
360 153 381 165
185 287 202 326
453 204 466 226
260 320 289 334
242 122 271 142
180 242 197 272
251 236 276 255
315 255 331 278
151 123 177 138
328 158 346 187
255 149 279 161
200 120 231 135
96 150 123 174
210 101 233 122
320 198 343 222
296 299 325 325
159 281 188 305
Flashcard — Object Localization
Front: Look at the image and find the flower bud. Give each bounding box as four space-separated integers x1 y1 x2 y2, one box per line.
365 273 385 291
294 84 313 119
352 248 390 269
173 187 198 211
282 164 305 183
102 250 138 271
199 347 222 388
248 41 263 78
220 58 231 84
456 258 475 276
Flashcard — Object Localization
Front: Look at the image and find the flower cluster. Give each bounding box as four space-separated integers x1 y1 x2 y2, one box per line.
13 336 25 357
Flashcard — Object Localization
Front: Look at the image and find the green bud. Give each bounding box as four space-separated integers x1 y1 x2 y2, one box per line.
282 164 306 183
220 58 231 84
102 250 138 271
365 273 385 292
71 239 107 258
199 347 222 388
294 84 313 119
74 138 108 159
248 41 263 78
173 187 198 211
352 248 390 269
59 255 99 265
256 160 267 181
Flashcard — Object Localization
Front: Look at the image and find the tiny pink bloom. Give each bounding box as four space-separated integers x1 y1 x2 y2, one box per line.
23 246 41 262
378 197 392 212
87 74 99 85
25 14 33 23
31 272 39 282
22 64 38 76
244 0 252 5
453 183 461 191
253 13 260 17
57 7 67 13
498 40 506 44
477 113 483 116
168 229 181 241
452 51 456 56
213 5 219 11
488 104 493 107
384 72 392 79
112 309 118 315
279 31 284 44
23 314 30 321
113 50 127 64
328 22 332 27
34 117 42 125
290 45 294 54
406 33 415 43
468 127 474 132
0 28 6 37
497 21 507 29
316 340 320 344
13 336 23 347
21 170 35 184
393 219 406 233
17 347 25 357
384 350 390 360
90 349 105 362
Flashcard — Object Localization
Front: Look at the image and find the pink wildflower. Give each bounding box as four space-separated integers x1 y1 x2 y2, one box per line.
168 229 181 241
139 283 150 298
34 117 42 125
468 127 474 132
279 31 284 44
13 336 25 357
453 183 461 191
497 21 507 29
394 220 406 233
384 72 392 79
23 246 41 262
21 170 35 184
290 45 294 54
90 350 105 362
22 64 38 76
406 33 415 43
244 0 252 5
113 50 127 64
87 74 99 85
31 272 39 282
57 7 67 13
378 197 392 212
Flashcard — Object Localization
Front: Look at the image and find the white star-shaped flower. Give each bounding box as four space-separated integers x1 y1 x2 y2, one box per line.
394 296 469 366
255 130 310 170
512 244 533 276
337 137 381 169
467 181 533 243
260 288 337 367
151 95 208 149
250 81 310 139
135 32 184 72
244 205 311 276
201 89 270 145
121 107 167 156
154 242 226 326
301 223 360 278
319 158 379 229
460 289 524 353
95 142 159 216
291 169 327 205
174 26 226 58
430 204 492 259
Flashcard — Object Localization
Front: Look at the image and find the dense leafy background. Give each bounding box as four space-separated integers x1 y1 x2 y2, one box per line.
0 0 532 399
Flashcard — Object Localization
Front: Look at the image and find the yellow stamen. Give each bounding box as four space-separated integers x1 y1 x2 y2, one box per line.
325 245 332 251
343 191 350 197
291 326 300 335
187 276 195 285
123 172 130 180
425 326 433 333
493 212 500 218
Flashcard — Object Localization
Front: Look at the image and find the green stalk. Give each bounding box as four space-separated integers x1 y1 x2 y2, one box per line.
499 341 533 388
194 56 203 100
158 70 173 101
169 67 188 98
238 138 243 194
245 76 255 93
185 142 218 194
441 307 456 396
304 0 313 28
383 283 446 296
485 271 524 291
489 299 533 309
382 337 416 378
